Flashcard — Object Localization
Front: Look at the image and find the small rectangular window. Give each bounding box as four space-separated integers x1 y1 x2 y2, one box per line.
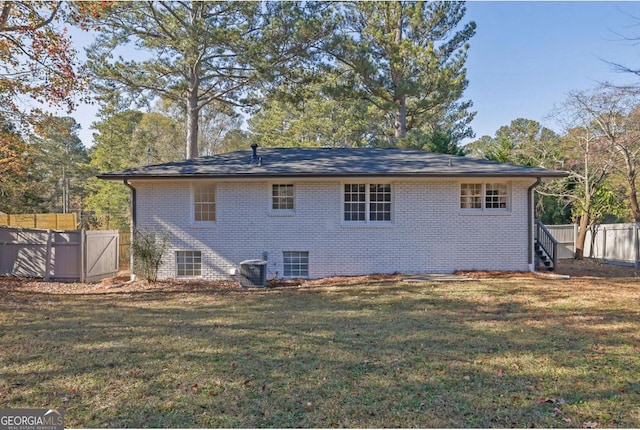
177 251 202 277
460 183 509 210
272 184 294 210
283 251 309 278
460 183 482 209
194 184 216 222
344 184 366 221
369 184 391 221
485 183 508 209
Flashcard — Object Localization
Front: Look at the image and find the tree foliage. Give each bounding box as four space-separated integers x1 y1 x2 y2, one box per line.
159 99 243 156
564 84 640 221
0 117 41 213
0 1 106 122
0 1 108 206
0 116 29 180
84 110 144 229
465 118 561 166
87 1 334 159
29 115 91 213
249 73 386 148
328 1 476 144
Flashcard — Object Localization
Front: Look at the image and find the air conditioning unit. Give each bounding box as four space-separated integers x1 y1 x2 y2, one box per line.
238 259 267 287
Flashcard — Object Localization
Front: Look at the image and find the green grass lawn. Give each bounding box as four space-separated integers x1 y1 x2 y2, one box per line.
1 274 639 428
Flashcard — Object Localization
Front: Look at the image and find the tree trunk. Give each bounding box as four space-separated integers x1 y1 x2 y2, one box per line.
392 2 406 141
617 145 640 221
186 89 199 160
575 213 590 260
627 175 640 222
394 94 407 140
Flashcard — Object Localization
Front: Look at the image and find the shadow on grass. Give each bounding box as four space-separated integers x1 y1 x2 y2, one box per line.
1 279 639 427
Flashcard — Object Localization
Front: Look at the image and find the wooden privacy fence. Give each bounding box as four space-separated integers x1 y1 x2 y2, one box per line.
119 230 131 264
546 223 640 266
0 226 119 282
0 213 77 230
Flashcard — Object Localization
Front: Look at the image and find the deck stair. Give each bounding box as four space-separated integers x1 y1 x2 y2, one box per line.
534 220 558 271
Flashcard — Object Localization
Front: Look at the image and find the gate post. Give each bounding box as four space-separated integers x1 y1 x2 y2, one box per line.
44 229 52 281
80 229 86 283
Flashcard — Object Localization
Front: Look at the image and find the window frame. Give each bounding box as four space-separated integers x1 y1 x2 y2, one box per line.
460 181 510 213
283 251 309 278
176 250 202 278
342 182 393 225
269 183 296 216
191 182 216 226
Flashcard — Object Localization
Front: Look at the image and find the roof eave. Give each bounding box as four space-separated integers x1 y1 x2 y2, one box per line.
97 172 568 181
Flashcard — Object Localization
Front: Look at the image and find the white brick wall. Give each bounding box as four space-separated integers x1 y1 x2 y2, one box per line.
131 178 535 280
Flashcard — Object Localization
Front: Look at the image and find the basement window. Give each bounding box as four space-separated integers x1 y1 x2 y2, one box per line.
176 251 202 277
283 251 309 278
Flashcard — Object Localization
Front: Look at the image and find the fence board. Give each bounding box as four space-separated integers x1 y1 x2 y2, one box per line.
50 231 82 281
0 228 49 277
0 213 77 230
0 226 119 282
119 230 131 264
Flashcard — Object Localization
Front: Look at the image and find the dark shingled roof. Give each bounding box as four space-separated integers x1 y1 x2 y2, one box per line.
97 147 567 180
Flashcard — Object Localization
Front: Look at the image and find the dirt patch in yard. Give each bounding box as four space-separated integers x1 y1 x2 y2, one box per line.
0 259 636 296
555 258 639 278
456 258 640 280
0 272 239 296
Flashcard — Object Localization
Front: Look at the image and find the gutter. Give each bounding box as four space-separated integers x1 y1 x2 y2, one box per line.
124 180 137 281
124 180 136 227
97 172 568 181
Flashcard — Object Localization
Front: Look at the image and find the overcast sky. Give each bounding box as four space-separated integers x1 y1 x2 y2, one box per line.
65 1 640 148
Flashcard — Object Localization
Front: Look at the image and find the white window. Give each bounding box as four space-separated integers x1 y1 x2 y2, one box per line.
176 251 202 277
283 251 309 278
272 184 294 210
460 183 509 211
485 183 508 209
193 184 216 222
344 183 392 223
460 183 482 209
344 184 366 221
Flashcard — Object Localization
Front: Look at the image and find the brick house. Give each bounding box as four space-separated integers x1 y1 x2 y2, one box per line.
98 146 565 281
